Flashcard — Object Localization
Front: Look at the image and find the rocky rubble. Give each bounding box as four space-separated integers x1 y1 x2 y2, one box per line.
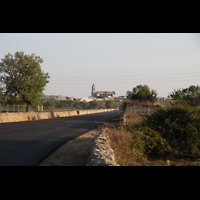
86 129 119 166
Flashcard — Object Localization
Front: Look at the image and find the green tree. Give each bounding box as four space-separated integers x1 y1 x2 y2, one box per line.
67 100 74 108
106 100 118 108
80 100 87 109
98 101 106 109
0 88 5 104
170 85 200 106
126 84 157 103
90 100 99 109
48 100 55 110
73 100 81 108
0 51 50 107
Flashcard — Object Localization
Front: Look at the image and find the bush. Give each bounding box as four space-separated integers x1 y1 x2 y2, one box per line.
106 100 119 109
126 85 157 103
170 85 200 106
130 103 200 157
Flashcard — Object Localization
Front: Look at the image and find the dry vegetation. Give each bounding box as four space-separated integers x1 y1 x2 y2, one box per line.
107 101 200 166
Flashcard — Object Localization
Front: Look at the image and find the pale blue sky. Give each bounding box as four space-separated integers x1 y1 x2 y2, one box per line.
0 33 200 98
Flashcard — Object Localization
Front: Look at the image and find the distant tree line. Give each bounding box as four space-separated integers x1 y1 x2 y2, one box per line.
126 84 200 106
41 99 119 110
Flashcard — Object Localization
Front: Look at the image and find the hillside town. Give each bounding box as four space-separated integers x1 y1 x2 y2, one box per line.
40 84 127 106
39 83 173 105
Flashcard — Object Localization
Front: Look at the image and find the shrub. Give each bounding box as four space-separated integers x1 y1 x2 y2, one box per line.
106 100 119 109
170 85 200 106
132 103 200 157
126 85 157 103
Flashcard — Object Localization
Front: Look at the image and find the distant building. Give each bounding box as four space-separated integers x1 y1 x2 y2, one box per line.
114 96 127 103
80 96 95 102
39 95 79 101
157 96 173 102
91 84 116 98
58 96 69 101
66 96 74 100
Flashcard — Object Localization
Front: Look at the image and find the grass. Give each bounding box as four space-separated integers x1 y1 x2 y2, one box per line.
107 102 200 166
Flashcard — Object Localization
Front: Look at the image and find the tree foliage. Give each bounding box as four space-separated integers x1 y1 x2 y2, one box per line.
105 100 119 108
41 99 119 110
170 85 200 106
0 51 50 107
126 85 157 103
89 100 100 109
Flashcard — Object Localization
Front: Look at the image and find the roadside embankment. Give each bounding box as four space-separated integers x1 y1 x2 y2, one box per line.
0 108 119 123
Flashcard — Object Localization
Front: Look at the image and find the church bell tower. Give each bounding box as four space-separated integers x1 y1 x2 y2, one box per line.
91 83 95 97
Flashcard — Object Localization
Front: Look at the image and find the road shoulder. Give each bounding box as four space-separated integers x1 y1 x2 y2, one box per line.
39 127 101 166
39 113 122 166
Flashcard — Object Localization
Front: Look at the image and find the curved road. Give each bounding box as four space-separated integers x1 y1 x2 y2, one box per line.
0 110 122 166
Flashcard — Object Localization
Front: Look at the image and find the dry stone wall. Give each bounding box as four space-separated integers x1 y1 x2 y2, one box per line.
0 109 118 123
86 129 119 166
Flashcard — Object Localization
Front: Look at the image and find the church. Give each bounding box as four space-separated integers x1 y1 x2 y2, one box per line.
91 84 116 98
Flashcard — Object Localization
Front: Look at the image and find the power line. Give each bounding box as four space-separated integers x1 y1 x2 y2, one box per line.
49 72 200 79
48 79 200 84
47 71 200 86
49 75 200 82
49 73 200 83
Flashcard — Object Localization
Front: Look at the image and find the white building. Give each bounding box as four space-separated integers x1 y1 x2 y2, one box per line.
80 96 95 102
157 96 173 102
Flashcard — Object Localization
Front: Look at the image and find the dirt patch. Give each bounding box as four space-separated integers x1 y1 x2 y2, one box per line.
39 127 101 166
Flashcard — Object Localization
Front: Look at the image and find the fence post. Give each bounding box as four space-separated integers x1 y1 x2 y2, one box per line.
7 104 9 112
13 104 15 112
0 104 1 112
18 104 19 112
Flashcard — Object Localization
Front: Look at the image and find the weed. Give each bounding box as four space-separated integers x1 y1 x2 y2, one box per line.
166 160 170 166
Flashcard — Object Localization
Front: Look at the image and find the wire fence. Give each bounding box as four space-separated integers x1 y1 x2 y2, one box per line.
0 104 40 113
125 104 157 115
122 104 158 126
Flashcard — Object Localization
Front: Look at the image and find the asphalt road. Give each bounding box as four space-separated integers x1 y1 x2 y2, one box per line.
0 110 122 166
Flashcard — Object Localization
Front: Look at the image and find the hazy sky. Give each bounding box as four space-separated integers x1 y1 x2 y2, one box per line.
0 33 200 98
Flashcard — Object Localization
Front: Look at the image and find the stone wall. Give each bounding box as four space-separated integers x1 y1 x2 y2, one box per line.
86 129 119 166
0 108 119 123
125 103 157 115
